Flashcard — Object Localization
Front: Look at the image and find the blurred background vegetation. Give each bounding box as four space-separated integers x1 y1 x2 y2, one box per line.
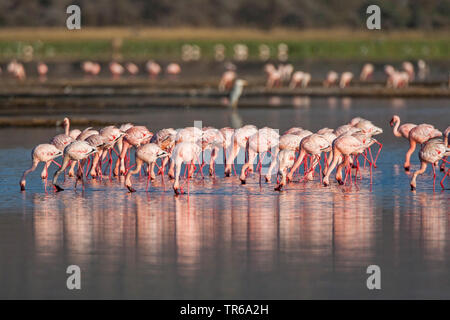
0 0 448 62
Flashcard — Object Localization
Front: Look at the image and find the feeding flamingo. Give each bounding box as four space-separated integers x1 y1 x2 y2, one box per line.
403 124 442 171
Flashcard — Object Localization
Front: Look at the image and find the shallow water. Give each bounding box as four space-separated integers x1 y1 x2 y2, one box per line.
0 97 449 299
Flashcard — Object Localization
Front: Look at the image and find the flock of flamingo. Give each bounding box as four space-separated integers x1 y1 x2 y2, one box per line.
19 115 449 194
4 58 442 91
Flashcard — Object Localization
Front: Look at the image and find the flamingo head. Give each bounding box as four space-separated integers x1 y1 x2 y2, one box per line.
389 115 399 127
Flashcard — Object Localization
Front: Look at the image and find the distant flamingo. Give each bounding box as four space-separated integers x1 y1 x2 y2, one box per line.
323 71 338 87
37 62 48 77
264 64 281 88
109 62 124 78
360 63 374 81
339 72 353 88
20 144 62 190
146 61 161 76
125 143 169 192
126 62 139 75
410 127 450 190
52 141 98 192
403 124 442 171
402 61 415 81
219 70 236 91
166 63 181 75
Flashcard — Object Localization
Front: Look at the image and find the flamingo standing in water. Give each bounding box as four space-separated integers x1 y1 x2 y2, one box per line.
171 142 202 195
403 124 442 171
201 127 224 176
52 141 98 192
114 126 153 176
281 133 330 188
390 115 417 140
224 125 258 177
125 143 169 192
150 128 177 176
273 133 304 190
410 127 450 191
323 134 374 186
239 127 279 184
168 127 203 178
20 144 62 191
61 117 81 140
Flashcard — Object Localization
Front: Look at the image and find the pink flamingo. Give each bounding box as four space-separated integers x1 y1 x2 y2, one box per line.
37 62 48 78
323 134 374 186
150 128 177 175
172 142 202 195
114 126 153 176
109 62 124 78
403 124 442 171
239 127 279 184
323 71 338 87
61 117 81 140
166 63 181 75
125 143 169 192
402 61 415 81
410 127 450 191
390 115 417 139
52 141 98 192
168 127 203 178
224 125 258 177
219 70 236 91
146 61 161 76
201 127 224 176
20 144 62 190
360 63 374 81
339 72 353 88
264 64 281 88
281 133 330 188
125 62 139 75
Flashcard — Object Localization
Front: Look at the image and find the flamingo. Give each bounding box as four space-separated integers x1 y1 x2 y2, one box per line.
323 71 338 87
390 115 417 139
76 127 99 141
410 127 450 191
171 142 202 195
239 127 280 184
402 61 415 81
125 62 139 75
146 61 161 76
109 62 124 78
323 134 374 186
281 133 330 188
114 126 153 176
125 144 169 192
150 128 178 176
52 141 98 192
273 134 303 190
219 70 236 91
339 72 353 88
37 62 48 77
61 117 81 140
20 144 63 191
201 127 224 176
360 63 374 81
166 63 181 75
264 64 281 88
168 127 203 178
403 124 442 171
224 125 258 177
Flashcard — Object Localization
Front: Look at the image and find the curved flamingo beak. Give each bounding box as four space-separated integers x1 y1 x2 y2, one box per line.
127 185 136 193
54 184 64 192
389 119 394 127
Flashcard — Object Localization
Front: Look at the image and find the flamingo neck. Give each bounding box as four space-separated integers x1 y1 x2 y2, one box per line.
392 119 401 137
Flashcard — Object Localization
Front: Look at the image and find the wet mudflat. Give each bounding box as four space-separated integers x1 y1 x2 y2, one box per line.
0 97 449 299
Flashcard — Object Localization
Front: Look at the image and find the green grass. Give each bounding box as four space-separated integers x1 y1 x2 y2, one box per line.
0 28 447 62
